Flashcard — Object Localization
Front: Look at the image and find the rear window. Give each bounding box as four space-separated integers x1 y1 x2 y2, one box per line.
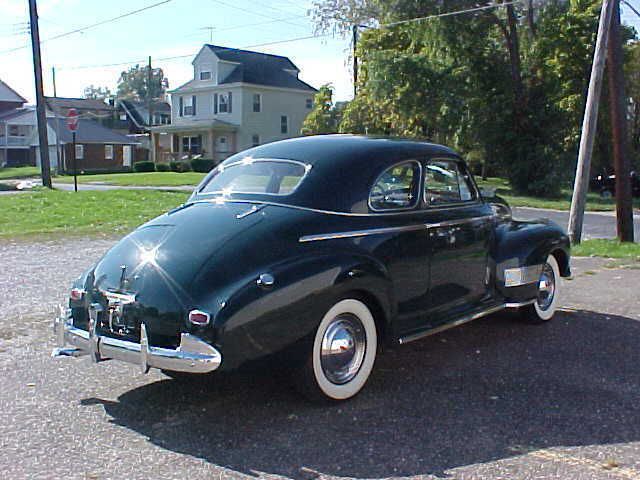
199 159 309 196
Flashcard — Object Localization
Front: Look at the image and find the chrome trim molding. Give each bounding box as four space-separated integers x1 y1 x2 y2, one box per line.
505 299 536 308
188 197 491 218
52 307 222 374
299 215 495 243
503 264 543 287
398 304 506 345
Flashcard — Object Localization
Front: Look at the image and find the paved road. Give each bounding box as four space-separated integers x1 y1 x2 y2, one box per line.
513 207 640 241
1 237 639 479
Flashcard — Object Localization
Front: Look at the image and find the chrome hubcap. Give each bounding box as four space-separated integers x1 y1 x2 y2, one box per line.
320 314 366 385
537 262 556 311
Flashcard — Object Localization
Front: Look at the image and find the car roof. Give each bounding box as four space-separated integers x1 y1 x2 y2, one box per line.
202 135 461 214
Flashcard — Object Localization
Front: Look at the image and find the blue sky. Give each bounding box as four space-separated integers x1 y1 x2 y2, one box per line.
1 0 639 105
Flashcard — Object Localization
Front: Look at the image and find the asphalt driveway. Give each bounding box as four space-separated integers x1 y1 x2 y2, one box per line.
0 237 639 479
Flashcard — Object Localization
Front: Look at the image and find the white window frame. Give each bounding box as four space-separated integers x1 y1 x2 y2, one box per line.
75 144 84 160
183 96 194 116
280 115 288 135
105 145 113 160
217 135 229 153
200 71 212 81
218 93 229 114
253 93 261 113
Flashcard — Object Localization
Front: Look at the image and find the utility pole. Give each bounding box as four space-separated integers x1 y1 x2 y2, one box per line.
147 56 154 163
568 0 615 243
28 0 52 188
607 0 634 242
52 66 63 173
352 25 358 98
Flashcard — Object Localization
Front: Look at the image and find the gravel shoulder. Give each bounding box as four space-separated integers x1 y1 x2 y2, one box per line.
1 238 639 480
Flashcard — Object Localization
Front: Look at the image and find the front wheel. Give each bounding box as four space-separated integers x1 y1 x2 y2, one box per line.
521 254 561 323
294 298 378 402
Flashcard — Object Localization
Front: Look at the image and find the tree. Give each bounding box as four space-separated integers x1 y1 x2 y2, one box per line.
116 64 167 102
83 85 112 101
626 40 640 169
301 84 342 135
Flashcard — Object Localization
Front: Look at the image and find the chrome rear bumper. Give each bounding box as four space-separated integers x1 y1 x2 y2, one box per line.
52 305 222 374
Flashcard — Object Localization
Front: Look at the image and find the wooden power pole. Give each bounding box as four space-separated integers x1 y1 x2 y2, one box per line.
607 0 634 242
28 0 52 188
568 0 616 243
352 25 358 98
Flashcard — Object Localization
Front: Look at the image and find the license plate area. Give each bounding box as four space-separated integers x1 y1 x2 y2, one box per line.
99 292 139 340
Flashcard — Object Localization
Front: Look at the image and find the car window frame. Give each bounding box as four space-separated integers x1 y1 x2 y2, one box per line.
368 159 423 213
196 158 312 197
422 156 481 209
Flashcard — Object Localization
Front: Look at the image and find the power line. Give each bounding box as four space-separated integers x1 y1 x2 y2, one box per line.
623 0 640 19
208 0 308 30
0 0 174 55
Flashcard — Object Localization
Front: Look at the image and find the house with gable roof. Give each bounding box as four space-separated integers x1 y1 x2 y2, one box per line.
150 44 317 163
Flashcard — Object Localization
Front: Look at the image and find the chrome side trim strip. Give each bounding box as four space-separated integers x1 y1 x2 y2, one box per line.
398 304 506 345
503 265 543 287
188 198 487 217
298 214 495 243
299 224 427 243
505 299 536 308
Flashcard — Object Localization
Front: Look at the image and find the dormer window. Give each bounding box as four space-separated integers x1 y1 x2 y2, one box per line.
200 71 212 81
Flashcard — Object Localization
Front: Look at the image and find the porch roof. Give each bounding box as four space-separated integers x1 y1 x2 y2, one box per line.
149 119 237 134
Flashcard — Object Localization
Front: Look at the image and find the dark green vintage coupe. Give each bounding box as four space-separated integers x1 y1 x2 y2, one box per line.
54 135 570 401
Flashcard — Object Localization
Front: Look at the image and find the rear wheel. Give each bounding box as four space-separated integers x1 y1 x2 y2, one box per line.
294 298 377 402
521 254 561 323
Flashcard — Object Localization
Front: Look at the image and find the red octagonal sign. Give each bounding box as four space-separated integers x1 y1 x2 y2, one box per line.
66 108 79 132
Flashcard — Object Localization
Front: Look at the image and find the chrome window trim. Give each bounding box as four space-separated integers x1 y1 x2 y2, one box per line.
197 158 312 197
298 214 495 243
367 159 423 213
188 198 491 218
424 157 480 208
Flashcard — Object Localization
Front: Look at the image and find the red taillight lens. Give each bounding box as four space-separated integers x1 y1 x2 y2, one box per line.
70 288 85 301
188 310 210 326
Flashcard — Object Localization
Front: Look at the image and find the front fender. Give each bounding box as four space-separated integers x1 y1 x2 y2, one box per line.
207 253 393 370
492 219 570 301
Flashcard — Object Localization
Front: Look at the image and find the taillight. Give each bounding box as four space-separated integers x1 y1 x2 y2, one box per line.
188 310 210 326
70 288 85 301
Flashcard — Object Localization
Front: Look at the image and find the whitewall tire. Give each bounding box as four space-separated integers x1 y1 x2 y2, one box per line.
522 254 561 323
296 298 377 402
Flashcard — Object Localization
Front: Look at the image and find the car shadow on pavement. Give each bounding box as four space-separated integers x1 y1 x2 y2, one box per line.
82 309 640 479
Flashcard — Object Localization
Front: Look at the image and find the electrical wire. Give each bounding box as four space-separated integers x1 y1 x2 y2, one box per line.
623 0 640 19
0 0 174 55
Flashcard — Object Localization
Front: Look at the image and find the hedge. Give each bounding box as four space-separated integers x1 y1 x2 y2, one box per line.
190 158 216 173
156 163 171 172
133 161 156 172
169 161 192 173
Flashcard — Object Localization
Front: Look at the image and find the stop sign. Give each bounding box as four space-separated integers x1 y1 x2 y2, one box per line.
66 108 79 132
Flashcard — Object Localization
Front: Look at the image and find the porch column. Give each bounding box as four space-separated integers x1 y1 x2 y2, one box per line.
210 129 216 160
150 132 157 163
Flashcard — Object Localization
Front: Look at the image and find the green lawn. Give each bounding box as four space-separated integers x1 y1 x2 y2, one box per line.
55 172 207 187
572 239 640 260
0 166 41 180
0 189 189 238
476 177 640 212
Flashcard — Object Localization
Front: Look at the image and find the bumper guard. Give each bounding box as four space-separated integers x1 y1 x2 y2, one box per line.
52 304 222 374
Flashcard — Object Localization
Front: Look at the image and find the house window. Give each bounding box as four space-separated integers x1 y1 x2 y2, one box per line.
306 98 313 109
200 71 212 80
280 115 288 134
219 93 229 113
75 144 84 160
105 145 113 160
253 93 261 112
217 135 228 153
251 134 260 147
183 96 195 116
182 136 201 154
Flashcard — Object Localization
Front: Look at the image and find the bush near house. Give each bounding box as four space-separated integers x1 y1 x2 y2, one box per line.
155 163 171 172
170 161 192 173
133 161 156 172
190 158 216 173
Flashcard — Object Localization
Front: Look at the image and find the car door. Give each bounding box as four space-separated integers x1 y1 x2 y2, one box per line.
422 158 494 325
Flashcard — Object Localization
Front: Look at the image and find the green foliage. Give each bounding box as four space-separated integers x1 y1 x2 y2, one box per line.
315 0 638 197
117 64 167 102
83 85 112 101
170 161 192 173
301 85 342 135
155 163 171 172
190 158 216 173
133 161 156 172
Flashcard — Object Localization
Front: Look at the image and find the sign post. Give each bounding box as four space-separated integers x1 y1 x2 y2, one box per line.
66 108 79 192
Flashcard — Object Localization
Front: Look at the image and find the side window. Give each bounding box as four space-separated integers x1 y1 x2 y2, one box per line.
425 159 477 205
369 160 421 211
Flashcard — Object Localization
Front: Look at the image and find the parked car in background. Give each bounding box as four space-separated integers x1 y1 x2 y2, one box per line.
590 171 640 198
54 135 571 402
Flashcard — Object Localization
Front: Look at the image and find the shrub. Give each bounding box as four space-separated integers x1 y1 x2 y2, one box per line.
190 158 216 173
169 161 192 173
155 163 171 172
133 161 156 172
